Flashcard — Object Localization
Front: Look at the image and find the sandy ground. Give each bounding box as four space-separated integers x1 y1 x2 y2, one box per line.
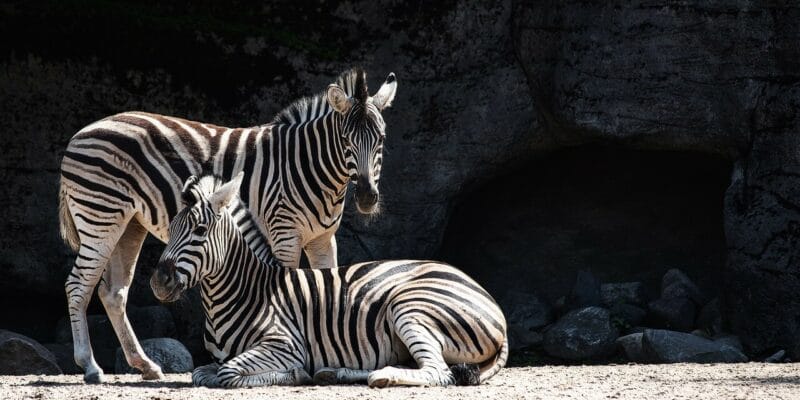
2 364 799 400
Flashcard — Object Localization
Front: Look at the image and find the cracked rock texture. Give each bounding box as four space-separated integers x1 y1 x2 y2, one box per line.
0 1 798 360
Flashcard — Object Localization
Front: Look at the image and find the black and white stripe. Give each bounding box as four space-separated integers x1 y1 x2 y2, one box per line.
151 174 508 388
58 68 398 383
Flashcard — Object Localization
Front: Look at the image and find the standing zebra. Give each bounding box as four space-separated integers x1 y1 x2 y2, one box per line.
58 68 397 383
150 173 508 387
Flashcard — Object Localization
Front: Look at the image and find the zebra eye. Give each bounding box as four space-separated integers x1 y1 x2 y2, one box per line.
193 225 208 237
378 135 385 145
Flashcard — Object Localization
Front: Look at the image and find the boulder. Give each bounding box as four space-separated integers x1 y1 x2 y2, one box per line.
610 303 647 328
712 333 744 352
543 307 618 361
600 282 645 307
661 269 706 306
507 325 544 351
0 330 62 375
565 270 602 310
696 298 723 335
115 338 193 374
616 333 645 363
642 329 747 363
501 291 553 332
765 349 786 363
648 297 696 332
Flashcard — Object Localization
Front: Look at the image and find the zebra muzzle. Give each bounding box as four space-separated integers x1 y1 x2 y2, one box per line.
150 259 186 302
354 179 379 214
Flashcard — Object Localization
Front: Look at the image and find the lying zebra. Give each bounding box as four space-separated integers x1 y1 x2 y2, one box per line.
150 173 508 387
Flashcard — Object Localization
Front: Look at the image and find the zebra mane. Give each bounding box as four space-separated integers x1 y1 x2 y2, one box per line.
181 174 224 206
180 173 280 267
271 68 369 125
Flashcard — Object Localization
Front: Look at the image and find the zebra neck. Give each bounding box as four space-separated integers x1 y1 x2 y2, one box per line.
272 111 351 195
201 221 278 313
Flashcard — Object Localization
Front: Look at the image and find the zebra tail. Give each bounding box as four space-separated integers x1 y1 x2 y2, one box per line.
58 177 80 251
450 363 480 386
478 337 509 383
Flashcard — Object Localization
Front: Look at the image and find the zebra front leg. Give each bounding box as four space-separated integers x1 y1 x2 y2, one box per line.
313 367 371 385
211 341 312 388
97 220 164 380
192 362 220 387
304 232 338 268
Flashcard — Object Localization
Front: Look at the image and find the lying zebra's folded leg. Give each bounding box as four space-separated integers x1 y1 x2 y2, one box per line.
212 342 312 388
313 367 371 385
192 362 220 387
367 319 455 388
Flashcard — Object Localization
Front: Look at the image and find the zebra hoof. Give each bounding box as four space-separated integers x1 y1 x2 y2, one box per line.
312 368 338 386
142 367 165 380
84 371 105 384
292 368 313 385
368 377 392 388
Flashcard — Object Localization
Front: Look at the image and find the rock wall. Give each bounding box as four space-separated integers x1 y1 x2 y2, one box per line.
0 0 798 361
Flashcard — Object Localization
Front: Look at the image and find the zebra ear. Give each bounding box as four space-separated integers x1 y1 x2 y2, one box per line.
327 84 352 114
210 172 244 214
372 72 397 111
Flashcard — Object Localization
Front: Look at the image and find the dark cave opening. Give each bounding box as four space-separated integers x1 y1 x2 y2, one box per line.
438 146 733 304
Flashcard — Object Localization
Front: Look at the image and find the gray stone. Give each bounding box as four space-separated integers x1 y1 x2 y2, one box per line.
691 329 711 339
648 297 696 332
507 325 544 352
543 307 618 361
696 298 723 336
0 330 61 375
616 333 645 363
601 282 645 307
115 338 193 374
501 291 553 332
661 269 706 306
713 334 744 353
566 270 601 310
642 329 748 363
765 350 786 363
626 326 648 335
610 303 646 328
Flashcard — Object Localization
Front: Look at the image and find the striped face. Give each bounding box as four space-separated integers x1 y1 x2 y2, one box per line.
150 174 242 302
342 101 386 214
328 71 397 214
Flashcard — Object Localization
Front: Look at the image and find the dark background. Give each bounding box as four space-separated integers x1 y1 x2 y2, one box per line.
1 0 799 366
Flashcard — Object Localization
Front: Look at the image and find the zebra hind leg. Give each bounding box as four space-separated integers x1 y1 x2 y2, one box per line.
367 319 455 388
65 243 109 383
65 211 133 383
312 367 371 385
97 219 164 380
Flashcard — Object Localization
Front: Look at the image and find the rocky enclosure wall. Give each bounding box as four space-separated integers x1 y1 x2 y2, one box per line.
1 0 798 362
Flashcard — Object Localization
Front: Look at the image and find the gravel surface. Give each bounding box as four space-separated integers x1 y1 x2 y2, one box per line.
3 364 799 400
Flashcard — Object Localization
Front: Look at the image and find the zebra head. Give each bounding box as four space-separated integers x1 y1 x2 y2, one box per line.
327 69 397 214
150 173 244 302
